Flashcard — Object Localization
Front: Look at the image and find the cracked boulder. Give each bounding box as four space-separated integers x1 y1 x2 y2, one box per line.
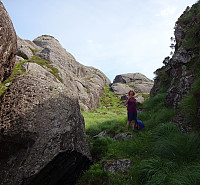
0 64 91 185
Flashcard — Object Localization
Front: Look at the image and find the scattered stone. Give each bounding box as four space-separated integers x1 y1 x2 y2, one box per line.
113 133 133 141
93 130 108 139
102 159 131 173
93 130 116 139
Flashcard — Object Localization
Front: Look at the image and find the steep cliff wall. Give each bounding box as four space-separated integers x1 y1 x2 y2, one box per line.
151 1 200 129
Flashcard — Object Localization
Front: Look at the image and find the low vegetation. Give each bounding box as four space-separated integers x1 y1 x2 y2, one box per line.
0 60 26 97
0 55 63 97
26 55 63 82
78 86 200 185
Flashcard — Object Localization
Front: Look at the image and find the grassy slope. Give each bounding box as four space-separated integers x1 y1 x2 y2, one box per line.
77 87 200 185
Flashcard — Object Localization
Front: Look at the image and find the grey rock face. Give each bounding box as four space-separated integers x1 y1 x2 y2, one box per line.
111 83 133 96
165 75 194 108
15 55 24 64
151 15 196 108
0 1 17 83
33 35 110 111
17 36 42 60
0 65 91 185
171 47 194 65
111 73 153 103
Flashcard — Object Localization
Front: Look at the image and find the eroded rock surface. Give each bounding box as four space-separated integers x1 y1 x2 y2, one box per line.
0 65 91 185
32 35 110 111
17 36 42 60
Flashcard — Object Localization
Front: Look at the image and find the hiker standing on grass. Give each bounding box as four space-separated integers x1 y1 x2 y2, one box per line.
125 90 137 131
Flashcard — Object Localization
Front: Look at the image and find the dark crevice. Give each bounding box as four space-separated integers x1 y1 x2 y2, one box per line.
22 150 91 185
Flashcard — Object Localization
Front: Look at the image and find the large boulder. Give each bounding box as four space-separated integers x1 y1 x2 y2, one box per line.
33 35 110 111
0 1 17 83
113 73 153 94
0 64 91 185
111 73 153 103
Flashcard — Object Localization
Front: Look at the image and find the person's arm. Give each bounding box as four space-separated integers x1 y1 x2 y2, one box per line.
125 96 131 105
132 97 137 104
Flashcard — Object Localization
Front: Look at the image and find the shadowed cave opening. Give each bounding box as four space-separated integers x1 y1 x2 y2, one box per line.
22 150 91 185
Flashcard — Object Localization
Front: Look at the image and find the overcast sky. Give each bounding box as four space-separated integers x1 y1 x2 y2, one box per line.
1 0 197 82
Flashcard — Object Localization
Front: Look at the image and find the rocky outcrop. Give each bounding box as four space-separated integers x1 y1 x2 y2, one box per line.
0 1 17 83
15 35 110 111
0 64 91 185
17 36 41 60
31 35 110 111
111 73 153 103
151 3 199 109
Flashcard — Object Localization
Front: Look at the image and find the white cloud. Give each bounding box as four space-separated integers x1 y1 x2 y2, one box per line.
157 6 177 16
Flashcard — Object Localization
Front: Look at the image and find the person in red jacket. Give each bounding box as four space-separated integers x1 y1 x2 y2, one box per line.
125 90 137 131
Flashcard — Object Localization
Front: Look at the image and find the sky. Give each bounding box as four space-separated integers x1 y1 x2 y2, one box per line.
1 0 198 82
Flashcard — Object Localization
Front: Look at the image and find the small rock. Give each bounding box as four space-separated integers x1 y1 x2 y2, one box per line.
102 159 131 173
93 130 108 139
5 82 11 87
113 132 132 141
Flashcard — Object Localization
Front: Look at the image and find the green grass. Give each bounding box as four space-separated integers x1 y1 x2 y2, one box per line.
0 60 27 96
0 55 63 97
30 48 40 53
27 55 63 82
78 86 200 185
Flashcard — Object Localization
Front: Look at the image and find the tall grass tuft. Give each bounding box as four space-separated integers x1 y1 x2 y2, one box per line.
168 163 200 185
136 158 177 185
152 130 200 164
142 93 166 111
76 163 109 185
